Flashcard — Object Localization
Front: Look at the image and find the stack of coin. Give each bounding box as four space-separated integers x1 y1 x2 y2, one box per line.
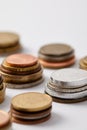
79 56 87 70
0 54 43 89
10 92 52 124
0 110 11 130
38 43 75 68
45 68 87 103
0 75 5 103
0 32 21 54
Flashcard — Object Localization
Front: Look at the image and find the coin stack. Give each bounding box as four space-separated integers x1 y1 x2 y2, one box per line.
10 92 52 124
79 56 87 70
38 43 75 68
0 54 43 89
0 75 5 103
0 32 21 54
45 68 87 103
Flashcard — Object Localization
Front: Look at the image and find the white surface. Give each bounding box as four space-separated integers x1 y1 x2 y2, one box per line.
0 0 87 130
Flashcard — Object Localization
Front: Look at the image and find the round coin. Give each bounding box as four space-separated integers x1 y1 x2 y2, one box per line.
11 92 52 112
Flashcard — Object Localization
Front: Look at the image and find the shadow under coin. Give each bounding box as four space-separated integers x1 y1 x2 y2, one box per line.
35 112 65 127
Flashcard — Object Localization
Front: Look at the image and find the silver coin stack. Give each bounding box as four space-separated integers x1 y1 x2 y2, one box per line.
45 68 87 103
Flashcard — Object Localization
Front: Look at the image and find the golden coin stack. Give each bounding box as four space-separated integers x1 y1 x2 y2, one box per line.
79 56 87 70
0 32 21 54
0 54 43 89
10 92 52 124
0 75 5 103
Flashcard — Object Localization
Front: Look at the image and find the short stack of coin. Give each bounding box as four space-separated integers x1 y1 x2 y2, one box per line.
38 43 75 68
0 75 5 103
79 56 87 70
0 54 43 89
0 32 21 54
45 68 87 103
10 92 52 124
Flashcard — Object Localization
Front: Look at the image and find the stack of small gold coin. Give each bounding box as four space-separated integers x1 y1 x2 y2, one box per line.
0 54 43 89
10 92 52 124
0 75 5 103
0 32 21 54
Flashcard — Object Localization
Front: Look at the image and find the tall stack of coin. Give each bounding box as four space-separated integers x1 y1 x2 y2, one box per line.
10 92 52 124
0 75 5 103
0 32 21 54
0 54 43 88
38 44 75 68
79 56 87 70
45 68 87 103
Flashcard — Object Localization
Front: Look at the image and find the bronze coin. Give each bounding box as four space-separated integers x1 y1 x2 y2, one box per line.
39 43 74 56
39 52 74 62
0 64 42 75
10 106 52 120
11 114 51 125
0 32 19 48
5 77 44 89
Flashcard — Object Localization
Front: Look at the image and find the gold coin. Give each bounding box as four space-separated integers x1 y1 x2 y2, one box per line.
1 69 43 83
11 92 52 112
2 61 40 72
0 32 19 48
0 43 21 54
79 59 87 70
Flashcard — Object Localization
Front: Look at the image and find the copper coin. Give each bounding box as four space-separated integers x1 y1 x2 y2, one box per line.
5 54 38 67
39 52 74 62
11 113 51 125
11 106 52 120
39 57 75 68
0 110 10 128
39 43 74 56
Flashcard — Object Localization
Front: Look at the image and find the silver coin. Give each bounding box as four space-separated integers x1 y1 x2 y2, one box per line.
12 113 50 120
5 77 44 89
45 85 87 99
47 82 87 93
38 52 74 62
50 68 87 88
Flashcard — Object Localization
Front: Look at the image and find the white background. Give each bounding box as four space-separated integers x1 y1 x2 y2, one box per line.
0 0 87 130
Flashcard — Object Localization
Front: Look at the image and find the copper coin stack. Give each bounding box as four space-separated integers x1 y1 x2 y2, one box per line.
0 75 5 103
10 92 52 124
38 43 75 68
0 54 43 89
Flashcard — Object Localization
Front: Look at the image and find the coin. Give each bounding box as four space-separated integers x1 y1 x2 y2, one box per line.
11 92 52 112
39 57 75 68
45 85 87 99
5 54 38 67
39 44 74 56
50 68 87 88
0 32 19 48
0 110 10 128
